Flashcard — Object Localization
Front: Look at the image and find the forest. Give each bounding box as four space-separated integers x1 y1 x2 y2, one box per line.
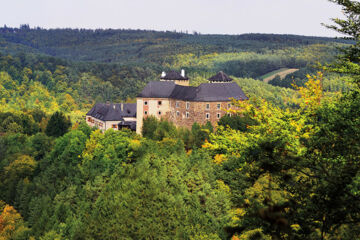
1 0 360 239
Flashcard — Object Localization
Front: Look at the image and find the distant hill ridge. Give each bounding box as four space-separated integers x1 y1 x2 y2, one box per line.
0 25 351 64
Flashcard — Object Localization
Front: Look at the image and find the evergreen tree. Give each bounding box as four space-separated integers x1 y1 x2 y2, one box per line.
45 111 71 137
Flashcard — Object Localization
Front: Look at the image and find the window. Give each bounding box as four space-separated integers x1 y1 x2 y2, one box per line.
217 103 221 110
176 111 180 117
217 113 221 119
176 101 180 108
112 124 117 129
206 113 210 119
87 117 91 122
186 102 190 109
158 101 162 105
158 111 161 115
144 101 148 106
206 103 210 110
228 103 231 108
144 111 148 115
186 112 189 118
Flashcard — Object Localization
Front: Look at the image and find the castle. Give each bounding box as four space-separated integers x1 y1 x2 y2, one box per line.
86 70 248 134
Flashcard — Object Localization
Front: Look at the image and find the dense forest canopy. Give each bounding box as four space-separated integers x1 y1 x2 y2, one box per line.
1 0 360 239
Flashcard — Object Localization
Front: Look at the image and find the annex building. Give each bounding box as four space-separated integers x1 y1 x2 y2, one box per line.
86 103 137 131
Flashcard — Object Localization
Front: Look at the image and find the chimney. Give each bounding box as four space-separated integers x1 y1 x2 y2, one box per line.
181 69 185 77
161 71 166 78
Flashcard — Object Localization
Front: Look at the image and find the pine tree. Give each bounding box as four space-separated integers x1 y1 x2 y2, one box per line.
45 111 71 137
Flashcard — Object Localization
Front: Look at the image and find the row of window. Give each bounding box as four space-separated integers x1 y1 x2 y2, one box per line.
143 110 222 119
176 111 221 119
177 102 231 110
143 101 231 110
144 111 162 115
87 117 104 127
144 100 162 106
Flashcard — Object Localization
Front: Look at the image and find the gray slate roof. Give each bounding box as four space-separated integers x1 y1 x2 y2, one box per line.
208 71 233 82
138 81 248 102
160 70 189 80
86 103 136 121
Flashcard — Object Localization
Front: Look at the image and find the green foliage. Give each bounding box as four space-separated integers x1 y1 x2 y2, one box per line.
218 114 257 132
205 73 360 239
191 121 213 149
82 143 230 239
80 129 135 181
0 112 39 135
45 112 71 137
142 116 213 149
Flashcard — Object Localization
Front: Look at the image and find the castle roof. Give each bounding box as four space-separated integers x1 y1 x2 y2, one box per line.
208 71 233 82
160 70 189 80
86 103 136 121
138 81 248 102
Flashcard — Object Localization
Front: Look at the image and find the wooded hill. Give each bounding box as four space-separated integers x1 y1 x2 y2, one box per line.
0 25 351 64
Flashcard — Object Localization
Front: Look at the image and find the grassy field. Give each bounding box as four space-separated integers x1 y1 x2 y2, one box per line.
260 68 299 83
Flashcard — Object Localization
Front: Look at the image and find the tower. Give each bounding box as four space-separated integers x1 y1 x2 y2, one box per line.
160 69 189 86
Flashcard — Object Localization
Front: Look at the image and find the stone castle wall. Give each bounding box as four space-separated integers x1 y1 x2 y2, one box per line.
167 99 233 128
136 97 236 133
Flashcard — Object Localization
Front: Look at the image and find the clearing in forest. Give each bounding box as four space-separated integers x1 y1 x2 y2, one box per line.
260 68 299 83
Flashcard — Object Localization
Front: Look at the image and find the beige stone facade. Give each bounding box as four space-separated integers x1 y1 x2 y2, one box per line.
136 98 171 134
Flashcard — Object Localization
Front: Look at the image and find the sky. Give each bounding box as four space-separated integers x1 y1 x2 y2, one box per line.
0 0 345 37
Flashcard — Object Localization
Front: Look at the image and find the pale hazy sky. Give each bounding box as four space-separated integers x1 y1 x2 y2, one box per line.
1 0 345 37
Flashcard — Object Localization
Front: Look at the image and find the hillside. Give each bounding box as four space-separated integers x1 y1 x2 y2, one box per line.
0 27 352 117
260 68 299 83
0 26 351 64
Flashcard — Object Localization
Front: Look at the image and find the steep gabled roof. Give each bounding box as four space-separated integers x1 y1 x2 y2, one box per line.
86 103 136 121
138 81 248 102
208 71 233 82
160 70 189 80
